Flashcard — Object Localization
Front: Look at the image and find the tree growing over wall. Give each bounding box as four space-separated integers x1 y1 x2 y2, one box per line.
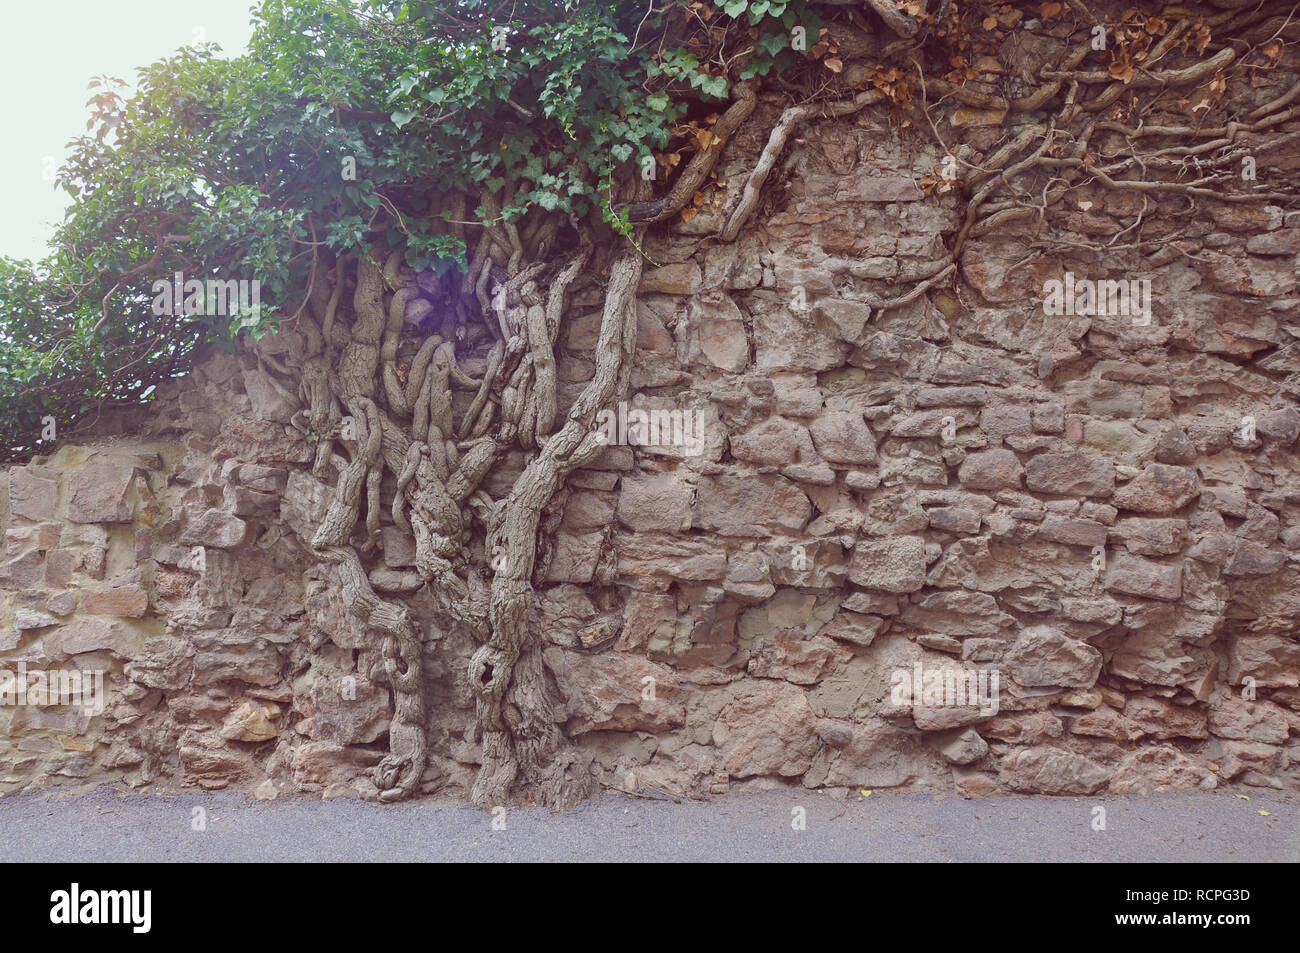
0 0 833 805
2 0 1295 805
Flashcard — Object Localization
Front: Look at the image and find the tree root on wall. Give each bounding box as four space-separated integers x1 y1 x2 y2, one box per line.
267 178 651 807
261 0 1299 809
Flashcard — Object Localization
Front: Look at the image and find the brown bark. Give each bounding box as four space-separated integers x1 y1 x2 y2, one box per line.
271 174 645 807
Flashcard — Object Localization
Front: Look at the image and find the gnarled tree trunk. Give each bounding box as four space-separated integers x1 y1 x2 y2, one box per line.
268 179 649 808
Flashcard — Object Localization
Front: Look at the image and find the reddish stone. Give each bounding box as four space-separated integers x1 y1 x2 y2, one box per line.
81 585 149 618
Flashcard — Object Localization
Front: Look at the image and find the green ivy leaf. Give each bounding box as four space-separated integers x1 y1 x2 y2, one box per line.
698 74 729 99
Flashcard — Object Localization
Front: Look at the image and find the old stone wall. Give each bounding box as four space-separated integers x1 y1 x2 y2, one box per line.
4 60 1300 801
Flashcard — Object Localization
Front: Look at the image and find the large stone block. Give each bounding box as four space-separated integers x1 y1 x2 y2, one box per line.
1024 452 1115 497
1112 463 1199 514
617 474 693 533
809 412 877 465
752 302 848 372
81 585 149 618
958 449 1023 490
692 472 811 537
689 293 748 372
1105 554 1182 601
1005 625 1102 689
281 471 332 543
302 676 391 745
848 536 926 593
544 648 684 735
730 417 815 467
53 619 118 655
181 509 248 549
8 469 58 521
1000 747 1110 795
713 680 820 778
1036 514 1107 547
67 463 136 523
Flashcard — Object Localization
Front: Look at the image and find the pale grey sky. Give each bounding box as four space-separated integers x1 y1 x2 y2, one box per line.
0 1 257 262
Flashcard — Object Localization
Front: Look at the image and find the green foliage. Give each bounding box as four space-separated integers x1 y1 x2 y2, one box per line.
715 0 824 80
649 49 730 100
0 0 808 460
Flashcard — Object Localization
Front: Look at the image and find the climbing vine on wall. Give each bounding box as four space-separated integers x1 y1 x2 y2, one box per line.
1 0 1296 805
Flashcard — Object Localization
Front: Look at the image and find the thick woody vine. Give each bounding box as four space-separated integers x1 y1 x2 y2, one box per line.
300 2 1298 807
2 0 1297 808
719 0 1299 322
272 172 662 804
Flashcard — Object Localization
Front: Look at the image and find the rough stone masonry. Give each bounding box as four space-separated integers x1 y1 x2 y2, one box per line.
3 20 1300 803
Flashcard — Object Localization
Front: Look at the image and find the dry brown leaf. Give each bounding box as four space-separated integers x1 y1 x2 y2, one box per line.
655 151 681 172
1192 25 1212 55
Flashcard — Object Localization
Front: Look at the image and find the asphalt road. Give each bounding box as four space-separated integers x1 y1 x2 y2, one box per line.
0 786 1295 862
